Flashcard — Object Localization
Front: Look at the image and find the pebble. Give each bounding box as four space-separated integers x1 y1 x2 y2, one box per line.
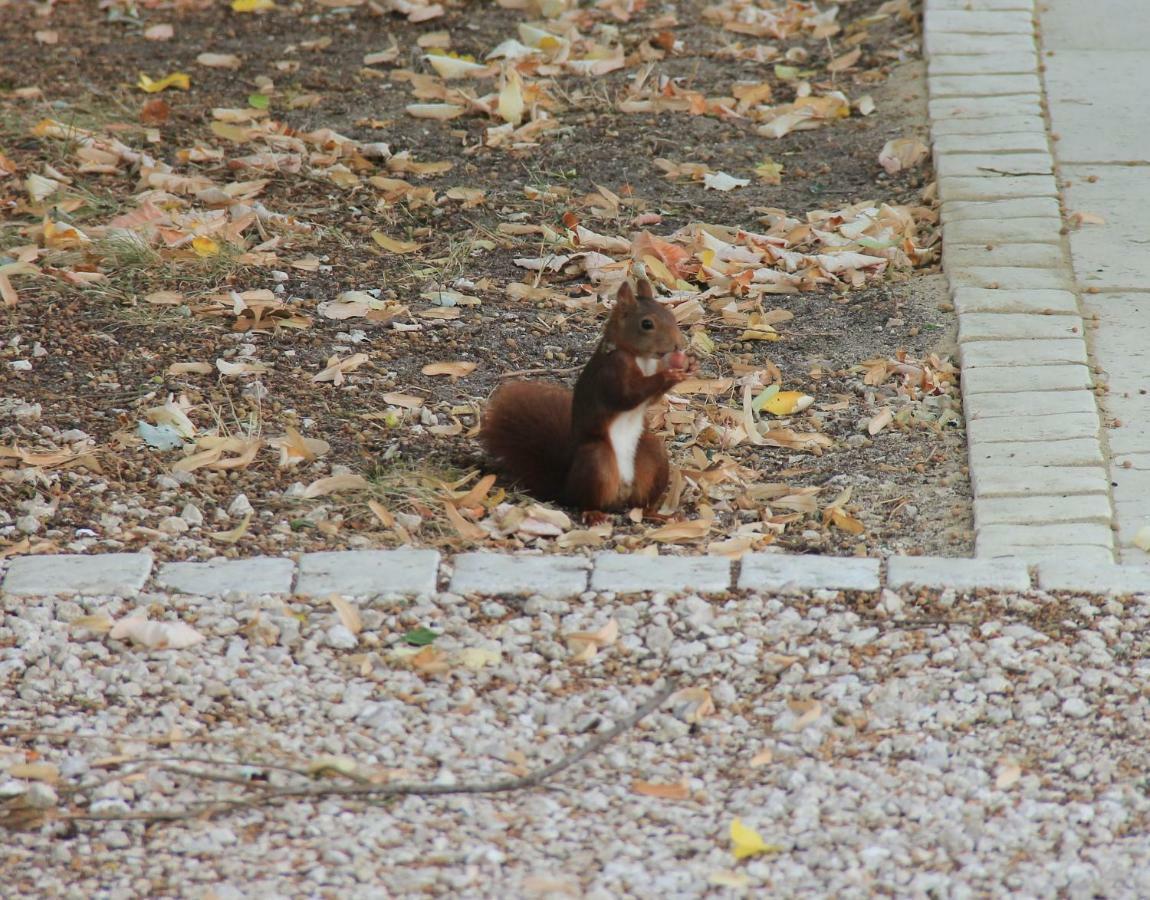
227 494 254 518
5 586 1150 898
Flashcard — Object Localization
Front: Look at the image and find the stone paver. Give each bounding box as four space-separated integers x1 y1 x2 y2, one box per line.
970 438 1105 467
969 464 1109 497
932 115 1047 138
156 558 295 596
449 553 590 598
929 74 1042 97
1038 560 1150 594
938 174 1058 202
737 554 880 593
944 219 1062 247
974 494 1112 525
940 196 1059 220
931 0 1035 10
295 549 440 597
925 33 1038 56
976 523 1115 550
961 364 1092 394
947 267 1069 291
887 556 1030 592
960 338 1086 368
926 9 1034 34
933 132 1049 155
590 553 732 594
945 245 1064 273
984 545 1115 566
2 553 153 597
928 49 1041 74
936 153 1052 180
952 289 1078 316
963 389 1097 421
957 312 1083 343
966 412 1100 445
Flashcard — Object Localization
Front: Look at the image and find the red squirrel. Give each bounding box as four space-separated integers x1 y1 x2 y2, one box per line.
481 277 696 520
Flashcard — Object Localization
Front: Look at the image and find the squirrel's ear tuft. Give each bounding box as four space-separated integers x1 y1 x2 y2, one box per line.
615 280 636 308
636 278 655 302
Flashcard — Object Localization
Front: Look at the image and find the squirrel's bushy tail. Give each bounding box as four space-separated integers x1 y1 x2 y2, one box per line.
480 381 573 503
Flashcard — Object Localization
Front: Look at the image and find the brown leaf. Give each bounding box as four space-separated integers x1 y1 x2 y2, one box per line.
444 502 487 540
302 474 371 498
631 780 691 801
648 519 712 543
421 361 477 377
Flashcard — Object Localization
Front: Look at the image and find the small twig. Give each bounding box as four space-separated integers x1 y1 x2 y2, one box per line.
59 679 678 823
498 365 581 380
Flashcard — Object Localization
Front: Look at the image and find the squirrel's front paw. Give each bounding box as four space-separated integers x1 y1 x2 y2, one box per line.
665 353 698 383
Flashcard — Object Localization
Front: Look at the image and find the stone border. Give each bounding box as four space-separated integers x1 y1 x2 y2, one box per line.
4 549 1150 598
924 0 1115 565
5 5 1148 601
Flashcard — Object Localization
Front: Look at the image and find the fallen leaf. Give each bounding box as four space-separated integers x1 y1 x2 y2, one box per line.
730 818 781 860
995 759 1022 790
762 390 814 416
303 474 371 498
878 137 929 175
330 596 362 635
138 72 191 93
109 616 205 650
1068 211 1105 227
421 361 477 377
313 352 369 385
631 780 690 800
703 172 750 191
371 231 421 253
648 519 711 543
191 236 220 257
867 407 894 435
197 53 242 69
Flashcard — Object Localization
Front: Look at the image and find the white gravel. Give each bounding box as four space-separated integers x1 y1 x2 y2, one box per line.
4 586 1150 898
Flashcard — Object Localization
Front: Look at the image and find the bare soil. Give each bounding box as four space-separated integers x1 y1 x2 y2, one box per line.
0 0 972 562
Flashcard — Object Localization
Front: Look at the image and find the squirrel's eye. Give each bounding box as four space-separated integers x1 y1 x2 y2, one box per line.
641 318 654 330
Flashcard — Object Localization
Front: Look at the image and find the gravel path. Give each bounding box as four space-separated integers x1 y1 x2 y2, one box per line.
5 585 1150 898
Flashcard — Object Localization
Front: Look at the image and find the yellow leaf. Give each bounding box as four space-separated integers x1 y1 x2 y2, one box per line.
371 231 421 254
730 818 781 860
763 390 813 416
754 158 784 184
497 69 525 126
232 0 275 10
138 71 191 93
191 236 219 257
827 507 865 535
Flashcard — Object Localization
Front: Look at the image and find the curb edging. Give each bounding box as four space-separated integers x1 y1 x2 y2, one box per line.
4 549 1150 599
924 0 1116 563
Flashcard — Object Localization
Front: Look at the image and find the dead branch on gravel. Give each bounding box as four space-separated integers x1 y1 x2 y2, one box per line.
7 679 677 830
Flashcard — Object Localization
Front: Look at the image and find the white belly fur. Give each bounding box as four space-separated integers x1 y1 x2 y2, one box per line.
608 403 648 488
608 356 660 488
